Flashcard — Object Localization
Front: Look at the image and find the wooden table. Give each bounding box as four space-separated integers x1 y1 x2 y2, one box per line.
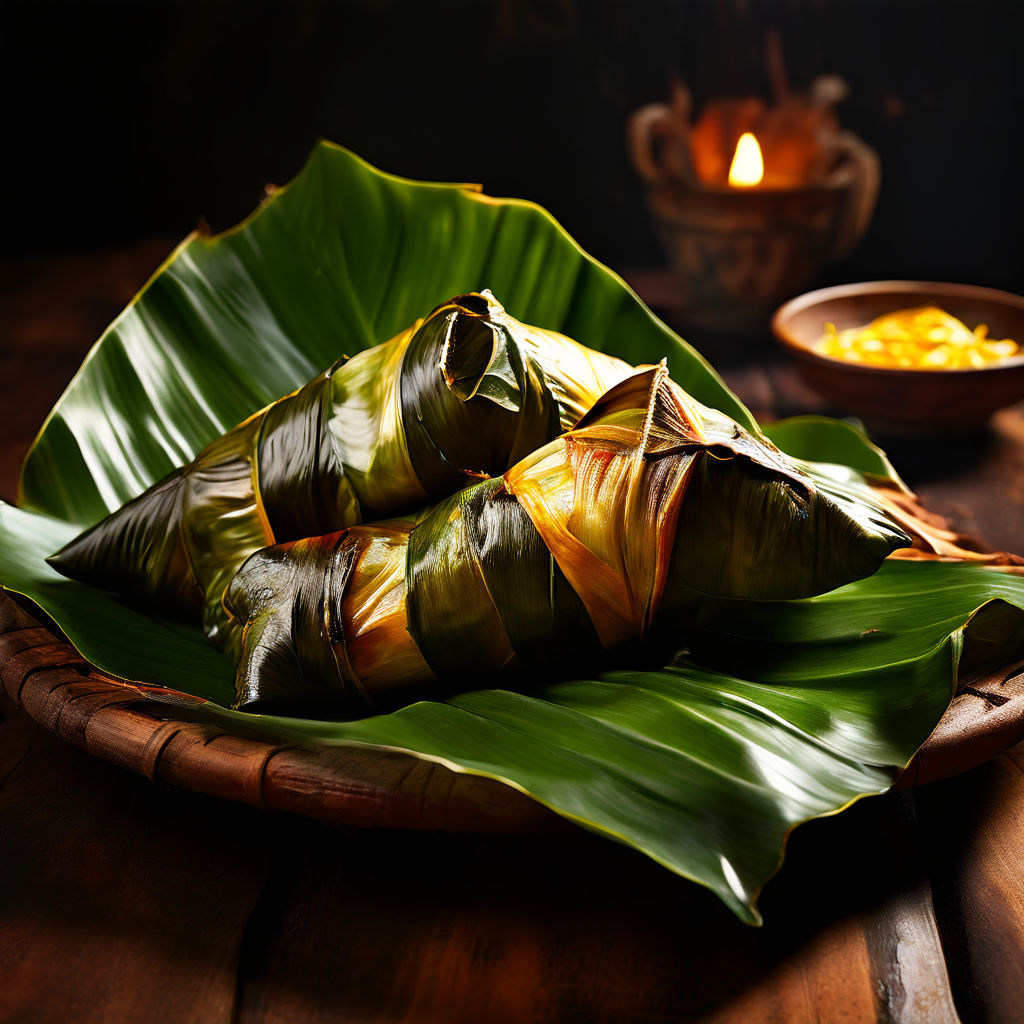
2 250 1024 1023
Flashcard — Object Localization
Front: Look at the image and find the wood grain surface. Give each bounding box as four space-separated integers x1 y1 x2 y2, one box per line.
2 252 1024 1022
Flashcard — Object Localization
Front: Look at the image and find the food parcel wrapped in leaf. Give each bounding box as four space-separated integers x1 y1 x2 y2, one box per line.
49 291 633 645
224 366 911 709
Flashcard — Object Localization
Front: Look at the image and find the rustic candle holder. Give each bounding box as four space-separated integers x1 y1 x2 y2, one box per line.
629 105 880 334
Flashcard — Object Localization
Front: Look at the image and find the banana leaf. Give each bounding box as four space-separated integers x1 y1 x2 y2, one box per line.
3 141 1023 922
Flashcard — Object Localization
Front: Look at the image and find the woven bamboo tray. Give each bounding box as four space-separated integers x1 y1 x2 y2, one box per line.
3 584 1023 832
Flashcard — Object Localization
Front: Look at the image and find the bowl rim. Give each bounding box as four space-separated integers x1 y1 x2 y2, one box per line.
772 280 1024 376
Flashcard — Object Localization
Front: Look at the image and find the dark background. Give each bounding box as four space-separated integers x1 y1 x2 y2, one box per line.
3 0 1023 292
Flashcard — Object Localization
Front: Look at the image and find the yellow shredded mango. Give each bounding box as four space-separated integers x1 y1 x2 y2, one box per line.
819 305 1019 369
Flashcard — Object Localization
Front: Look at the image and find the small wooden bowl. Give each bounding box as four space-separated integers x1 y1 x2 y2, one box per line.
772 281 1024 435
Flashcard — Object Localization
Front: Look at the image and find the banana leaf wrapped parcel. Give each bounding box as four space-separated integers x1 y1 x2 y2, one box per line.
224 366 910 708
49 291 633 646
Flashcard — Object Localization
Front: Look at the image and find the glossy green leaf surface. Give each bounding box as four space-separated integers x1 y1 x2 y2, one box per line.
3 142 1024 922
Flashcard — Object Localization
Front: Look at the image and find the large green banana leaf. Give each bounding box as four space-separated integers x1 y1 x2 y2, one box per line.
3 141 1022 922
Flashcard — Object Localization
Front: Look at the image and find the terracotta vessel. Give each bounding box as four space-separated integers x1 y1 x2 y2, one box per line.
629 103 879 334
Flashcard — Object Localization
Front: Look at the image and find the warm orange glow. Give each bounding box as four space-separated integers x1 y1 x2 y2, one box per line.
728 132 764 187
820 306 1020 369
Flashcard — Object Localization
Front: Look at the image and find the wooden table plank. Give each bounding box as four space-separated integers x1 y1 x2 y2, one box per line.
916 751 1024 1024
230 793 958 1024
0 693 273 1023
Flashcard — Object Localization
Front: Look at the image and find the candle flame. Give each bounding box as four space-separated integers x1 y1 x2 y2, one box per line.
728 132 764 187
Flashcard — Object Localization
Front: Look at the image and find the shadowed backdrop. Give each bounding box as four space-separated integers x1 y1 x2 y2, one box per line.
2 0 1022 293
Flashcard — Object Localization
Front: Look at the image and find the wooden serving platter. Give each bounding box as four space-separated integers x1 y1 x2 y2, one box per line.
2 586 1024 834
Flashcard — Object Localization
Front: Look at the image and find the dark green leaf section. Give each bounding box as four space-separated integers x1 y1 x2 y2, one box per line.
405 477 598 679
225 531 363 707
46 466 201 615
668 452 906 601
4 497 1023 921
398 298 563 493
20 143 752 528
255 364 353 539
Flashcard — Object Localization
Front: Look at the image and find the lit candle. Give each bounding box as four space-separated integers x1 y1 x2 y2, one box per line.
728 132 764 188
